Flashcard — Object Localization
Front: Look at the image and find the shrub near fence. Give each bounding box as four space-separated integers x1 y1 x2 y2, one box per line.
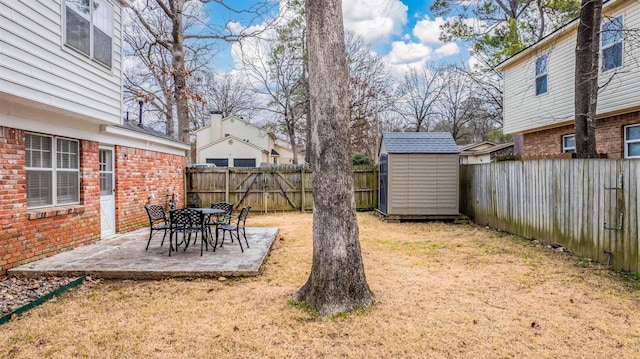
186 165 378 212
460 160 639 272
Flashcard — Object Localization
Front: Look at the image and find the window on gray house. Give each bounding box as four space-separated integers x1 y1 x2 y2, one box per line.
535 54 548 96
26 134 80 208
206 158 228 167
562 134 575 153
234 158 256 167
65 0 113 68
624 124 640 158
602 15 623 72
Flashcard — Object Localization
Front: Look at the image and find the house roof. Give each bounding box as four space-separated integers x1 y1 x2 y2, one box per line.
382 132 460 154
460 142 514 156
120 119 176 142
497 0 619 70
458 141 498 151
199 134 268 153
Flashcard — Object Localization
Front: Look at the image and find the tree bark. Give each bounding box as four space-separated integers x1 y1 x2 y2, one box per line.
294 0 375 317
574 0 602 158
169 0 191 162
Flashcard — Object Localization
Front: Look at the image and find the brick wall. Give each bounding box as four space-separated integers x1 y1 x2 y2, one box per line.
0 126 186 274
523 111 640 158
115 146 185 232
0 127 101 274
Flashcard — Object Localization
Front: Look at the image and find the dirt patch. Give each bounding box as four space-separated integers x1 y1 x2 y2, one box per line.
1 213 639 358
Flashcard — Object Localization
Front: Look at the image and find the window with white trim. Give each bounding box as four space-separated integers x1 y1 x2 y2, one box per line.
562 134 575 153
601 15 624 72
624 124 640 158
64 0 113 67
535 54 548 95
26 134 80 208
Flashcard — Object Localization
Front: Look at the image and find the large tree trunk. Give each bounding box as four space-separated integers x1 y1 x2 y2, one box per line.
574 0 602 158
294 0 375 317
170 0 191 153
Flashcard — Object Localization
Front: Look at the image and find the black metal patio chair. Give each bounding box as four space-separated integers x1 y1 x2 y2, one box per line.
144 204 171 250
169 208 207 256
206 201 233 246
219 205 251 252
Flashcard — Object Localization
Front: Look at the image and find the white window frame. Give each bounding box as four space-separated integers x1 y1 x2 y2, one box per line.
26 133 80 208
63 0 114 68
624 124 640 158
562 134 575 153
601 14 624 73
535 54 548 96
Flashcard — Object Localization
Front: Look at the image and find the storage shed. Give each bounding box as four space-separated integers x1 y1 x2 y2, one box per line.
378 132 460 218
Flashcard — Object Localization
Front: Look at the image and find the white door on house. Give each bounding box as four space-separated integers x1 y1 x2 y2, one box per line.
100 147 116 237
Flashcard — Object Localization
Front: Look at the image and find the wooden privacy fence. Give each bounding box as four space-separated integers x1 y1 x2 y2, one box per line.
186 165 378 212
460 160 639 272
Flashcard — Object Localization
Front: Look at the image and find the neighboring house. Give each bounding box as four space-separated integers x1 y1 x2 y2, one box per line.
459 141 515 164
0 0 190 274
195 112 304 167
498 0 640 158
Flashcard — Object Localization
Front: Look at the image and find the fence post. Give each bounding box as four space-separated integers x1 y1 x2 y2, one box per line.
301 166 305 212
225 168 230 203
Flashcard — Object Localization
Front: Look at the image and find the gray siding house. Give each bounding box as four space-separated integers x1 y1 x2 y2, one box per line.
379 132 460 217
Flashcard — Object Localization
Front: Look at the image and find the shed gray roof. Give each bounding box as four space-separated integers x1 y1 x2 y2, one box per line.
382 132 460 154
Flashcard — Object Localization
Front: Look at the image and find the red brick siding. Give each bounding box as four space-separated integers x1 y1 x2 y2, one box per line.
0 126 185 274
0 127 101 274
114 147 185 233
523 111 640 158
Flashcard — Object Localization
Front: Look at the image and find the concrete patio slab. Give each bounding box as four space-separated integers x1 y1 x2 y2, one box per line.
8 227 278 279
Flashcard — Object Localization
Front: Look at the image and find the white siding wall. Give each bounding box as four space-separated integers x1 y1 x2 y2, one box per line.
197 140 265 166
503 0 640 134
461 154 492 164
274 143 300 164
0 0 123 124
222 117 270 149
195 126 211 151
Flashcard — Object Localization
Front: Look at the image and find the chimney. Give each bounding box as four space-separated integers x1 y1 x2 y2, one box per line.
210 110 223 142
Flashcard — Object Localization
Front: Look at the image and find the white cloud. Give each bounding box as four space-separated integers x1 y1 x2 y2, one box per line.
413 16 445 44
435 42 460 57
384 41 433 68
342 0 408 45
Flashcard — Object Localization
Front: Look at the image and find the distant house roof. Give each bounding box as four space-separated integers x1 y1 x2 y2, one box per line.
381 132 460 154
459 142 514 156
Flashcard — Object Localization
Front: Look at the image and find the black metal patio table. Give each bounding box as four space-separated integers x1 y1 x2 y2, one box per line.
192 208 225 253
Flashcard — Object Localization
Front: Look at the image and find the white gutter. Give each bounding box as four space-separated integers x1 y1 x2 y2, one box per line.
100 125 191 151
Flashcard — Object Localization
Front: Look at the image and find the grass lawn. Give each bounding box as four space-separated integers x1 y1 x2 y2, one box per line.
1 212 640 358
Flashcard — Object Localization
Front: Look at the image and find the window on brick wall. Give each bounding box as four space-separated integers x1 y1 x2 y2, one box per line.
26 133 80 208
624 124 640 158
562 134 575 153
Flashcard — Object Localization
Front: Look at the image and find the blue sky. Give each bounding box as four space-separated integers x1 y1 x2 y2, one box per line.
207 0 471 74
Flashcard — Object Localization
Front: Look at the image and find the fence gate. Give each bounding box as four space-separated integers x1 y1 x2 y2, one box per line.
186 165 377 212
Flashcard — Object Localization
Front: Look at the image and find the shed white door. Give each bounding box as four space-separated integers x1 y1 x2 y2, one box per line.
100 147 116 237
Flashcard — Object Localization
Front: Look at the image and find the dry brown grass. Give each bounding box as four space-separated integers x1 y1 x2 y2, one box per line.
2 213 640 358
